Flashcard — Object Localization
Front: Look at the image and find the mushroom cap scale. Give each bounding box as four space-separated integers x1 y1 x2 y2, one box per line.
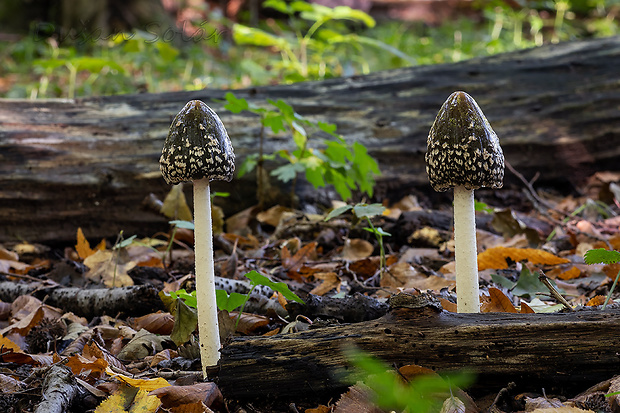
160 100 235 185
425 91 504 192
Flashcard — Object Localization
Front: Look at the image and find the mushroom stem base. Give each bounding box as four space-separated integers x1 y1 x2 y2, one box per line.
453 185 480 313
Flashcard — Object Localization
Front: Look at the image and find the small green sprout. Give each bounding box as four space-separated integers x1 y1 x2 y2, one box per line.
584 248 620 309
326 203 390 278
170 270 304 330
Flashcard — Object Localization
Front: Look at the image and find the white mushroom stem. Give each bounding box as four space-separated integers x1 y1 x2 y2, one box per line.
453 185 480 313
193 177 221 375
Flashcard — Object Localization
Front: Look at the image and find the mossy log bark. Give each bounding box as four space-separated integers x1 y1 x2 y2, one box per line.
2 37 620 243
217 306 620 401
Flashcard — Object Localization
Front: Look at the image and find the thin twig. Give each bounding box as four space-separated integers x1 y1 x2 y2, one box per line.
538 271 573 311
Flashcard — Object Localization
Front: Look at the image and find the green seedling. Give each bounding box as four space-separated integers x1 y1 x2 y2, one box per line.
344 347 474 413
326 203 390 278
584 248 620 309
169 270 304 331
224 93 380 204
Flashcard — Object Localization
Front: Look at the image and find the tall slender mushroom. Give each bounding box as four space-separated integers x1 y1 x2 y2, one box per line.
425 91 504 313
160 100 235 374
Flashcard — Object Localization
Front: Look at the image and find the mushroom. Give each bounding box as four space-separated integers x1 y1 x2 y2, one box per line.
425 91 504 313
160 100 235 373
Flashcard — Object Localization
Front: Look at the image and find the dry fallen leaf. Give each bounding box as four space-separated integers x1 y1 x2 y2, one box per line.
160 183 193 222
441 396 466 413
149 382 222 409
586 295 607 306
478 247 570 270
256 205 292 227
131 312 175 335
481 288 517 313
76 228 106 260
341 238 374 261
83 249 135 288
309 272 342 296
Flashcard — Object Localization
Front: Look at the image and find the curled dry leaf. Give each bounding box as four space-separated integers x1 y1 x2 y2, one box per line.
341 238 374 261
131 312 175 335
228 312 269 335
481 288 517 313
117 329 172 361
586 295 607 306
309 272 341 296
149 382 223 409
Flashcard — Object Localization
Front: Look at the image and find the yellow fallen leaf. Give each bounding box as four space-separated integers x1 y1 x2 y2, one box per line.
76 228 106 260
106 368 170 392
160 184 193 222
557 266 581 280
84 250 135 287
95 385 161 413
309 272 341 296
478 247 569 270
0 335 23 352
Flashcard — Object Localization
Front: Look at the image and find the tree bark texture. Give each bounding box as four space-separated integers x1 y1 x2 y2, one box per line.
1 36 620 243
217 306 620 401
34 365 79 413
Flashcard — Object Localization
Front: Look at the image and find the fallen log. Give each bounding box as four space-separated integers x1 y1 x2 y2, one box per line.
217 297 620 401
2 36 620 243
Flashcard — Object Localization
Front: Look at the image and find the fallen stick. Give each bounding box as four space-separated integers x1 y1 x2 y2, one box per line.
34 365 79 413
0 281 164 319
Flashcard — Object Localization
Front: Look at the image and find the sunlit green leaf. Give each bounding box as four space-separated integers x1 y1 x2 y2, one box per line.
325 205 353 221
215 289 248 312
169 220 195 230
244 270 304 303
233 24 289 48
237 154 259 178
271 163 304 182
353 203 385 219
223 92 249 113
584 248 620 265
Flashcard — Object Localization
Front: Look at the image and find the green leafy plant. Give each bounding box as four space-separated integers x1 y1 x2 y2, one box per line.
326 203 390 278
34 55 124 99
584 248 620 309
232 0 413 82
345 347 474 412
223 93 380 204
168 270 304 331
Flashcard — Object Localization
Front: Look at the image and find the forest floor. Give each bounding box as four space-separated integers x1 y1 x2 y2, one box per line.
1 171 620 413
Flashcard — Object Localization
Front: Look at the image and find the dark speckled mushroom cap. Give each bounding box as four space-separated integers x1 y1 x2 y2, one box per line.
425 91 504 192
160 100 235 185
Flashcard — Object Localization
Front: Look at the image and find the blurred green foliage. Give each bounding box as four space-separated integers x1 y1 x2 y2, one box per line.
0 0 618 98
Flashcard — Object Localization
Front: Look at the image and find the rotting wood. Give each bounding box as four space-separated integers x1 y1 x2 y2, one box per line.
34 365 79 413
2 37 620 243
217 304 620 401
0 281 164 318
